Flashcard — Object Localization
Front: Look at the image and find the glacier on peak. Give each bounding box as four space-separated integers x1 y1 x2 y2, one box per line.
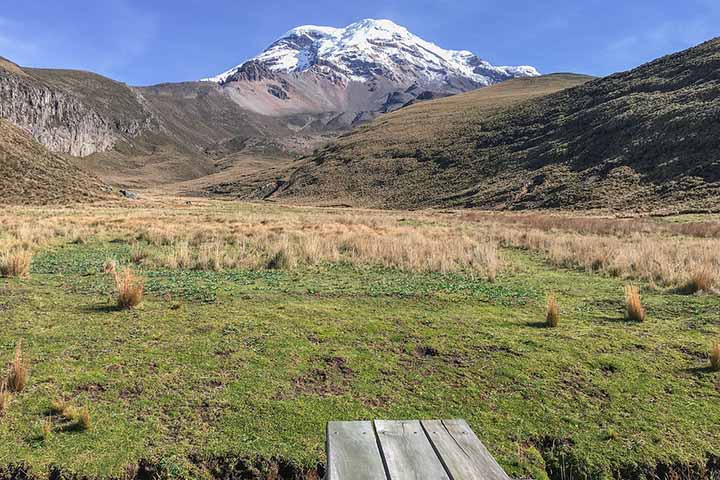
203 19 539 86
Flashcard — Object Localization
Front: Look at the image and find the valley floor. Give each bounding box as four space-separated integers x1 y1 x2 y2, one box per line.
0 199 719 479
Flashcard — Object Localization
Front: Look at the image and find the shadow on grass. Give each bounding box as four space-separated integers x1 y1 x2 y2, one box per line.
82 303 121 313
592 315 638 324
684 365 715 376
525 321 551 329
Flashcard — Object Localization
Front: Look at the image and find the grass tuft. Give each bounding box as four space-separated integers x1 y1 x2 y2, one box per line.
41 418 53 440
103 258 117 274
0 250 31 278
266 247 295 270
130 245 149 265
0 386 10 415
73 406 92 431
50 398 69 415
115 267 145 309
684 269 715 294
6 342 28 393
546 294 560 327
711 343 720 372
50 400 92 432
625 285 646 322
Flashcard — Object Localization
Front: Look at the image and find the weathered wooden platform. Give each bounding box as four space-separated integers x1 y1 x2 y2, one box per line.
326 419 511 480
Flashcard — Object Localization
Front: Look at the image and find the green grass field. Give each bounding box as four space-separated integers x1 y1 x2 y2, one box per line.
1 206 719 480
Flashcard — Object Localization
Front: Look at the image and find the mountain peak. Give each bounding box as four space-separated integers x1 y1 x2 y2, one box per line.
204 19 539 86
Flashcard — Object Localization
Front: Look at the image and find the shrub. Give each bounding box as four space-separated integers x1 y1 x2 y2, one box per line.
6 342 28 392
625 285 645 322
711 343 720 372
546 294 560 327
115 268 145 309
0 250 31 278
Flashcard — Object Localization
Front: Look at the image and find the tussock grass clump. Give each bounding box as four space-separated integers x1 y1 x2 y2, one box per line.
0 250 31 278
685 269 715 294
546 294 560 327
266 246 295 270
70 406 92 431
50 398 69 415
103 258 117 274
130 245 149 265
711 343 720 372
0 386 10 415
41 418 53 439
49 400 91 431
115 268 145 309
6 342 28 393
625 285 646 322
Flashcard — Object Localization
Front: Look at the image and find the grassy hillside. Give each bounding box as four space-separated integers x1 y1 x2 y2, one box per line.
270 38 720 212
0 119 109 204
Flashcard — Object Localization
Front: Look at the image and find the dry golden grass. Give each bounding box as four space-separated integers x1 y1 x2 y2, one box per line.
72 406 92 431
546 294 560 327
115 268 144 309
266 246 295 270
41 418 53 439
494 226 720 288
0 201 717 288
6 342 28 393
625 285 646 322
50 398 69 415
49 399 91 431
711 343 720 372
0 250 31 278
0 386 10 415
103 258 117 274
130 245 149 265
685 269 715 294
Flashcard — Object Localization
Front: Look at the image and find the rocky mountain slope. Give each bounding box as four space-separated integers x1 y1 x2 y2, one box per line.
0 118 109 204
204 19 539 119
0 59 335 187
0 57 123 156
256 38 720 213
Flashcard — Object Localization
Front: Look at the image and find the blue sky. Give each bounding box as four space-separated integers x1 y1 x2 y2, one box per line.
1 0 718 86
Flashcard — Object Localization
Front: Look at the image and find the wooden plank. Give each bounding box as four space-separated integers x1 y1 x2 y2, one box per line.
374 420 451 480
326 421 388 480
421 419 511 480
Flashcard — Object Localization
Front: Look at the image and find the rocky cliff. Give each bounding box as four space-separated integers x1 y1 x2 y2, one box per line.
0 57 155 157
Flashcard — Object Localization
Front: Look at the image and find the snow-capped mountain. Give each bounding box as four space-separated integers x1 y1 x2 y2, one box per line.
206 19 539 87
200 19 539 124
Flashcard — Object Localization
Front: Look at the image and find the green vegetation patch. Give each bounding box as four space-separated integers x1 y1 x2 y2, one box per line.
1 241 719 479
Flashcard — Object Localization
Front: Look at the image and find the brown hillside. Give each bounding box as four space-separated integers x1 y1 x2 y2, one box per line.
268 38 720 212
0 119 109 204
